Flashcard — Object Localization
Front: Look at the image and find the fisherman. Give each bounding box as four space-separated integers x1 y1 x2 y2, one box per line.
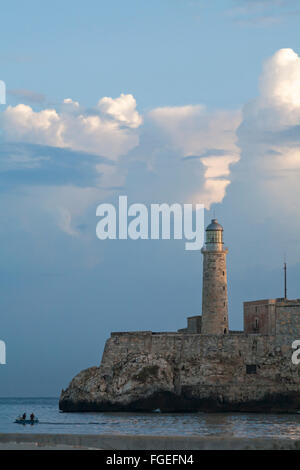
30 413 35 421
22 413 26 420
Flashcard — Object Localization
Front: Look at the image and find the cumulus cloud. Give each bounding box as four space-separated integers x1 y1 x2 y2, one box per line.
259 48 300 112
0 93 141 237
5 49 300 243
0 94 142 237
2 104 64 147
1 94 142 160
0 89 243 236
98 93 143 128
190 179 231 208
237 47 300 217
239 48 300 158
149 105 241 208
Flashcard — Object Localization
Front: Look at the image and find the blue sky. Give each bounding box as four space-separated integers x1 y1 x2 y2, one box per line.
2 0 300 110
1 0 300 396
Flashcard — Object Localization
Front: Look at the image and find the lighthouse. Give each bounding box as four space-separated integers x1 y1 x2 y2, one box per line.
201 219 229 335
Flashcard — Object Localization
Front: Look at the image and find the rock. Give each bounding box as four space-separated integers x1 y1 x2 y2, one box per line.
60 354 175 412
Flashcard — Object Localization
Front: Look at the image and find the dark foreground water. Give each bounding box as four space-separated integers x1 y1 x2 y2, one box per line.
1 397 300 438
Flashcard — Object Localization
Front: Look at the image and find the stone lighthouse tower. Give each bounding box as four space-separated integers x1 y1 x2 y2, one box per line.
201 219 228 335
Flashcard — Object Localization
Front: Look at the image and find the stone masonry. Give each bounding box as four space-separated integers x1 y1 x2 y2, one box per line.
201 219 228 335
201 250 228 334
59 218 300 413
244 299 300 335
59 331 300 412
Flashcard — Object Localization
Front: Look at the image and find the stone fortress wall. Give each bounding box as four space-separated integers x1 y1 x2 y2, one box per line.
59 219 300 412
276 303 300 335
180 300 300 335
59 329 300 412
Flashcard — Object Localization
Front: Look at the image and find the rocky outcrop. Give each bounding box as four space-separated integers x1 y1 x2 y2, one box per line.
60 354 175 411
59 331 300 412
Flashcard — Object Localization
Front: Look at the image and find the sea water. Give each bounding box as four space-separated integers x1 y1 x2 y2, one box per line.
1 397 300 437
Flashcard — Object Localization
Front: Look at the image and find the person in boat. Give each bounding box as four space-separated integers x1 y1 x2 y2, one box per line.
30 413 35 421
22 413 26 421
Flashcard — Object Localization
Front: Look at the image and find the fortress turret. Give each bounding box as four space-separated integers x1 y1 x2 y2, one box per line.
201 219 228 334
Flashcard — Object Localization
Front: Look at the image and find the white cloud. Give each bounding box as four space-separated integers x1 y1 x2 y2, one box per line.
0 95 143 236
259 48 300 112
239 48 300 160
98 93 143 129
201 154 240 179
61 113 139 160
149 104 241 208
0 91 242 231
1 94 142 161
148 105 241 159
190 179 231 208
3 104 64 147
63 98 80 108
237 47 300 217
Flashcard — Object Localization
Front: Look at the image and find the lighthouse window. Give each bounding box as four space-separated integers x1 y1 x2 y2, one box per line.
246 364 257 374
206 231 222 244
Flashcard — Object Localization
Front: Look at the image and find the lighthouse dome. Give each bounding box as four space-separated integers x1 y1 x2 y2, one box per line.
206 219 223 231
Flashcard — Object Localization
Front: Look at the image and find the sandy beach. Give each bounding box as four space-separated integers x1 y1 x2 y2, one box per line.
0 442 94 450
1 433 300 450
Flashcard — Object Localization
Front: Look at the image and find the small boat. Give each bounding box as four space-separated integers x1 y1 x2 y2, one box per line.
14 417 39 425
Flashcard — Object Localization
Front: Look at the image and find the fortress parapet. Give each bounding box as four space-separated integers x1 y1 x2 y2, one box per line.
244 298 300 335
